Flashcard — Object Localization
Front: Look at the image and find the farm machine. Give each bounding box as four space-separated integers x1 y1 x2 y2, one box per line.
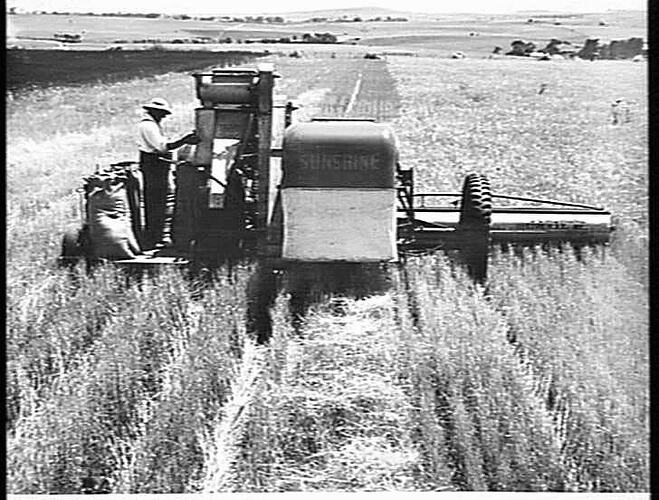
60 63 614 340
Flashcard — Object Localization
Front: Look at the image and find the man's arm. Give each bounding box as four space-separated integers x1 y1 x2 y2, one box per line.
140 122 199 154
166 133 198 150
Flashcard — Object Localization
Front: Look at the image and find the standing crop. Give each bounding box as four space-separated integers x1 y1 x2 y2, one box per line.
6 52 648 493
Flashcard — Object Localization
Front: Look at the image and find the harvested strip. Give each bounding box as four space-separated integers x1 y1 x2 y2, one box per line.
233 294 439 491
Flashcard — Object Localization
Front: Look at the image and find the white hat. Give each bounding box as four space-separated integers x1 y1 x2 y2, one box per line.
143 97 172 114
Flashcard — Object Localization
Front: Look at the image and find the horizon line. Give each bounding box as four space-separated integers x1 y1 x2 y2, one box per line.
6 6 647 16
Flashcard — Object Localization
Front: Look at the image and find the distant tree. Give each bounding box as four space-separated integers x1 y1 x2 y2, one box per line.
9 7 17 14
353 16 362 22
145 13 160 18
304 32 337 43
507 39 536 56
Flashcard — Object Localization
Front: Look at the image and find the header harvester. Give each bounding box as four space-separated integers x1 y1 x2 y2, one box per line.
60 63 614 287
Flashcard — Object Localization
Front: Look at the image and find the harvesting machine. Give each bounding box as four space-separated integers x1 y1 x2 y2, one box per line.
60 63 614 335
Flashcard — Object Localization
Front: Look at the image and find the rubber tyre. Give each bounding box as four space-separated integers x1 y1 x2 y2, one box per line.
459 173 492 283
59 230 82 268
459 173 492 228
246 263 279 344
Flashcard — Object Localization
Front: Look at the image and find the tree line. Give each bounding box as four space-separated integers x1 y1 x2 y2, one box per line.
9 9 407 23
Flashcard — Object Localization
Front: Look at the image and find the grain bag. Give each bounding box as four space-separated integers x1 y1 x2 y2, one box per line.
86 174 141 259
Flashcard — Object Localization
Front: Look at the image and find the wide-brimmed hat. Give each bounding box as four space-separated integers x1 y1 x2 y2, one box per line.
142 97 172 115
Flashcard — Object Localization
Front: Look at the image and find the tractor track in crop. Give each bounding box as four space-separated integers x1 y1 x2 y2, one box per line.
343 58 402 122
298 57 401 122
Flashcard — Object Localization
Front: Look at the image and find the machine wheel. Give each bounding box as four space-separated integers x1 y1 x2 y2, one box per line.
459 173 492 228
246 263 280 344
58 230 83 268
459 173 492 283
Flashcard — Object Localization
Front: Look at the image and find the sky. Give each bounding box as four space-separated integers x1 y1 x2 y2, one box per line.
6 0 647 15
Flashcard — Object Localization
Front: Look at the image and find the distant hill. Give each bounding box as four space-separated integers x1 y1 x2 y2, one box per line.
194 7 424 21
259 7 415 18
8 9 645 54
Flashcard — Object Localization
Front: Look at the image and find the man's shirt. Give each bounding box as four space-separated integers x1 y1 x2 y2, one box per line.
138 112 169 154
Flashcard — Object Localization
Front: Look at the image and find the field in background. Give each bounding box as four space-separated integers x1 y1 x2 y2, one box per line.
6 31 648 495
7 10 646 56
391 58 647 222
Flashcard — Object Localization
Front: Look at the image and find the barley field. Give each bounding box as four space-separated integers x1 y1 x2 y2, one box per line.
6 50 648 493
